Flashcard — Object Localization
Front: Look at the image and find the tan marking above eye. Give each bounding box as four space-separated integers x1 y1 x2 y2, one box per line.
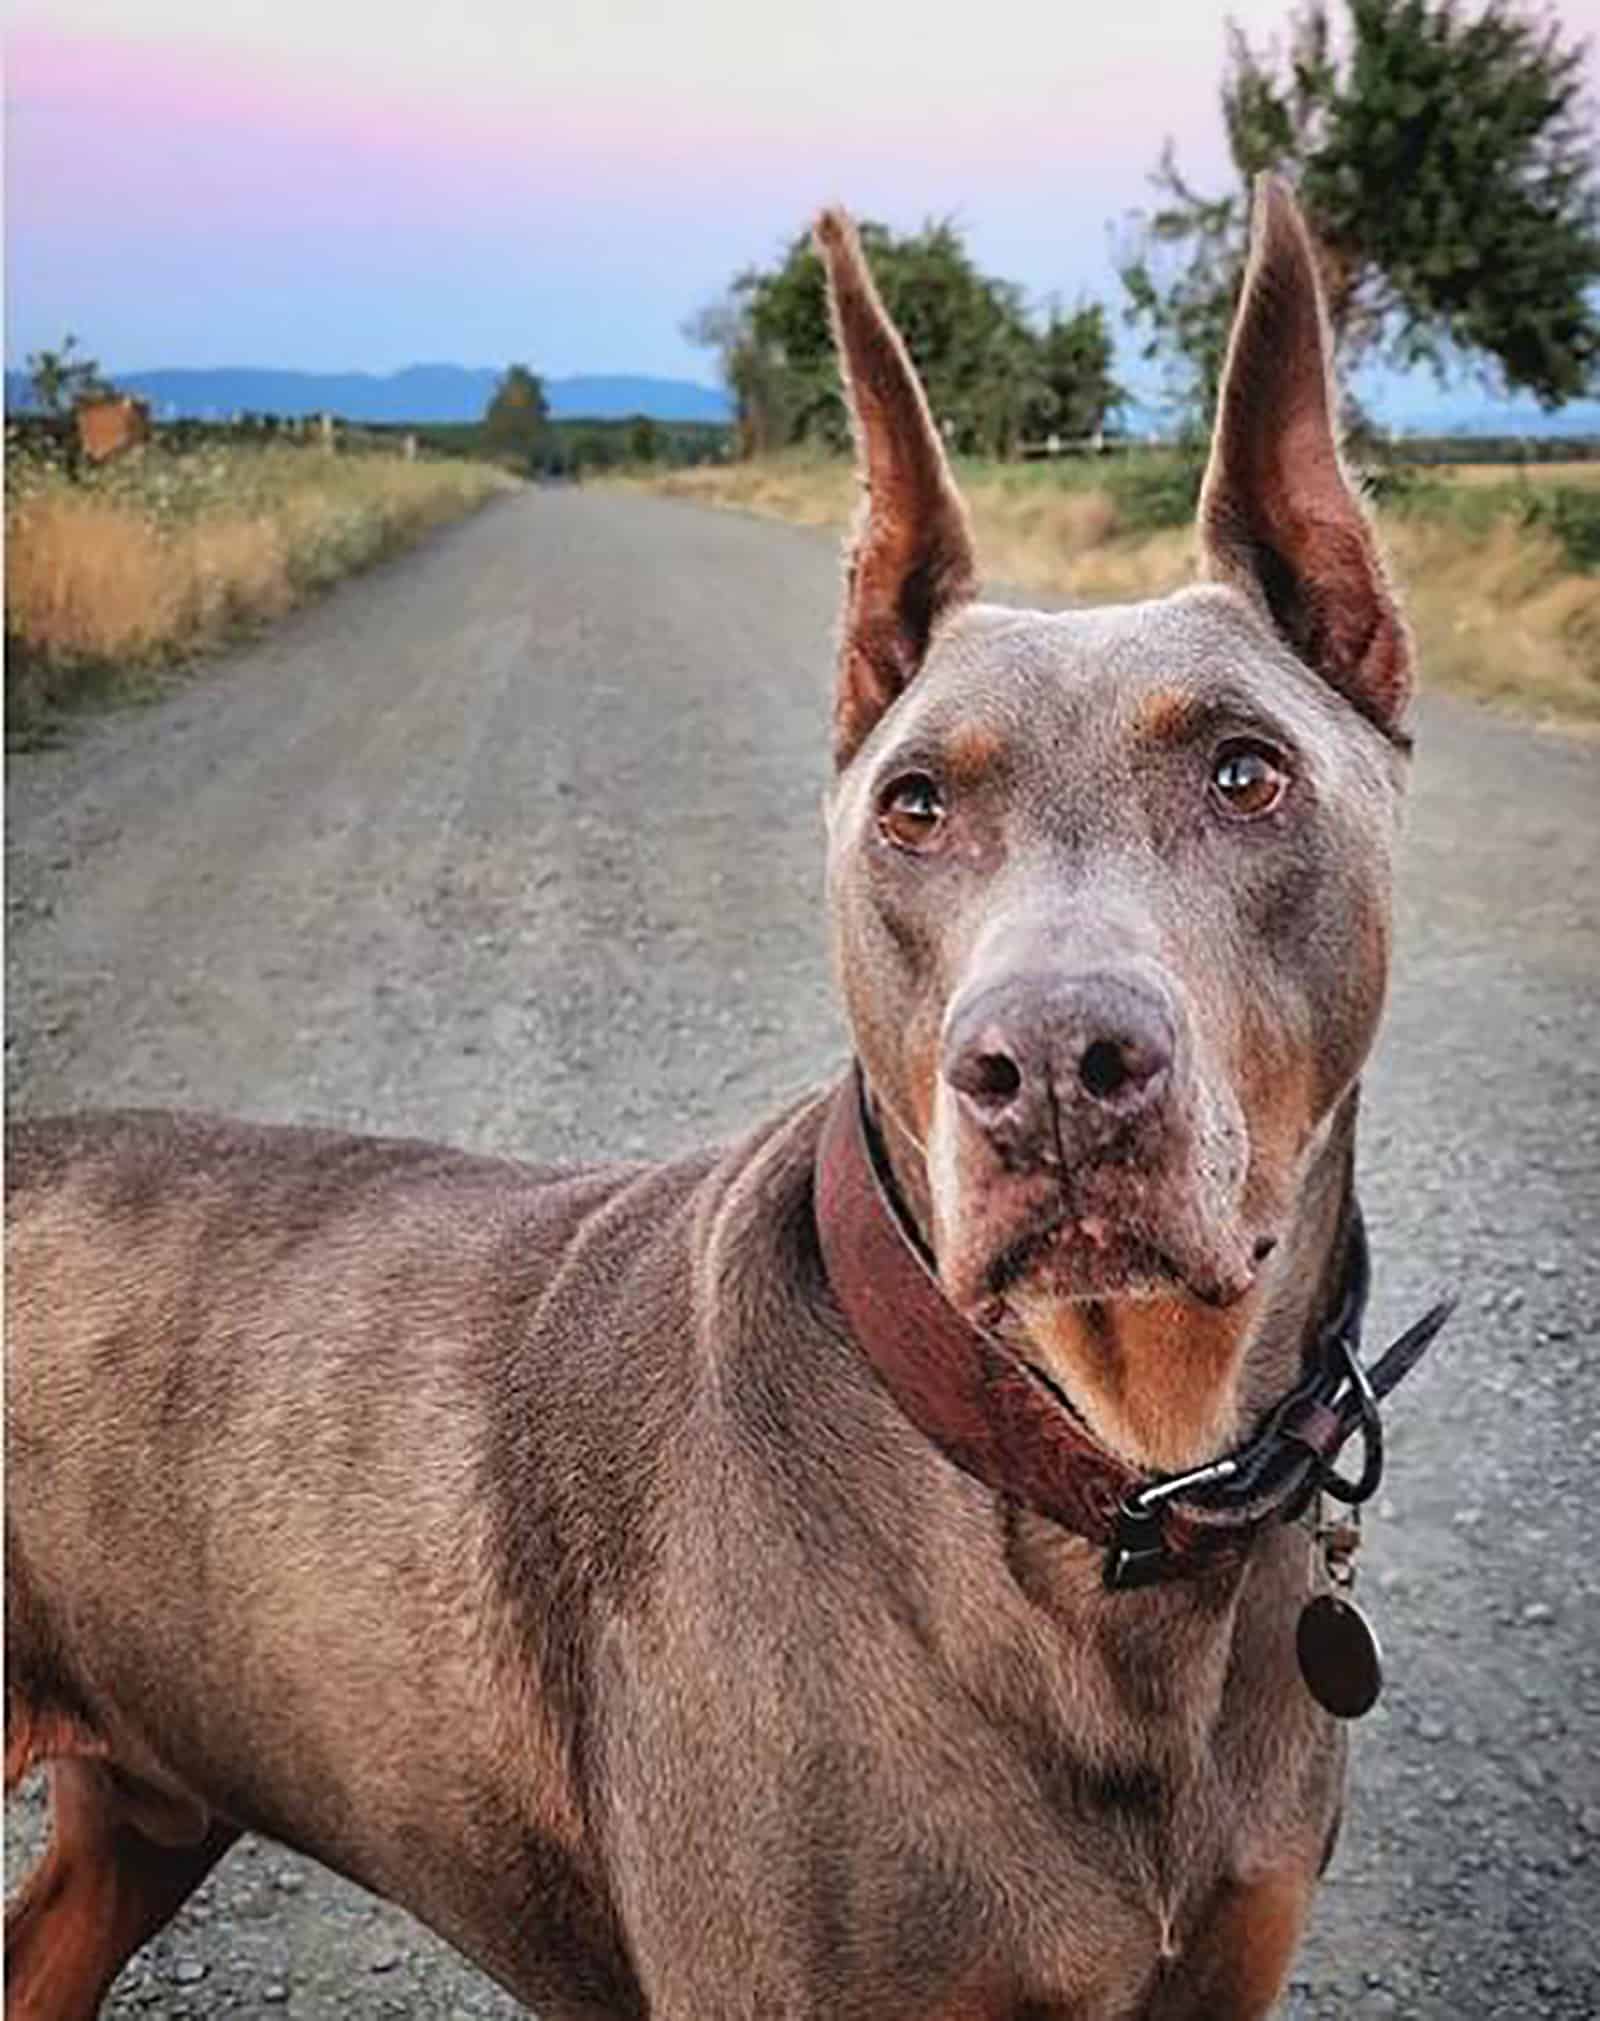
941 724 1004 784
1131 690 1200 744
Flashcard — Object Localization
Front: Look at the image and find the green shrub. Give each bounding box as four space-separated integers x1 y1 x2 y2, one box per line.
1522 488 1600 573
1101 455 1205 533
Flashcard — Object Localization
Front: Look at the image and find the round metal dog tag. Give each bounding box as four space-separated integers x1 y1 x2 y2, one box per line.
1296 1594 1383 1720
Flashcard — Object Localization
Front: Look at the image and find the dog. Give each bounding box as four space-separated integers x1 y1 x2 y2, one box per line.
6 176 1444 2020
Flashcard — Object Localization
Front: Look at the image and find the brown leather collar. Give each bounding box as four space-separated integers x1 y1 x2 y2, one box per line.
813 1066 1452 1588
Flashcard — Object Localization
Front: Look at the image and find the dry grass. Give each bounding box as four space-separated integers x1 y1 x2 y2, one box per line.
1384 514 1600 722
628 456 1599 727
1434 460 1600 489
5 443 516 730
644 455 857 530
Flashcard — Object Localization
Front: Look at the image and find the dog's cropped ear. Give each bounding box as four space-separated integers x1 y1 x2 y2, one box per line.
815 209 979 767
1199 175 1413 737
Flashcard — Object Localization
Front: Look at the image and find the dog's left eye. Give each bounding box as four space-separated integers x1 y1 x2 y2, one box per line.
878 774 947 850
1210 742 1290 819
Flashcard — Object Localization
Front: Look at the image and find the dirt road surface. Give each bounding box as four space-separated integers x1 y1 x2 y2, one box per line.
7 489 1598 2018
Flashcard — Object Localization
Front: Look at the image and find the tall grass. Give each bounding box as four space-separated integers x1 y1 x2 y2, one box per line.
5 441 516 729
630 452 1600 726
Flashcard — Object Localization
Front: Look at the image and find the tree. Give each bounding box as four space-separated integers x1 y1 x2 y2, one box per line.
26 334 111 414
1022 303 1123 443
681 297 786 458
482 364 550 467
625 414 663 464
688 219 1122 460
1119 1 1600 422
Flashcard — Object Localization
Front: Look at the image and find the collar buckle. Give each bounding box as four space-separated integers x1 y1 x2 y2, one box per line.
1102 1457 1242 1591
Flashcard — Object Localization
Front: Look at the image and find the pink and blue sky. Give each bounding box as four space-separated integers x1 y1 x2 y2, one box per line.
7 0 1600 416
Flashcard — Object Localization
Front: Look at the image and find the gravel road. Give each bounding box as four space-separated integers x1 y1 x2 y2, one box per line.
7 487 1598 2018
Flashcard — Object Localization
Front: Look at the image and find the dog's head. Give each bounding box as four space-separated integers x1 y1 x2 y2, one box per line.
820 178 1412 1471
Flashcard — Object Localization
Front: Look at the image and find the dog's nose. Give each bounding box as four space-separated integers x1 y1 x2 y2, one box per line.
943 973 1175 1151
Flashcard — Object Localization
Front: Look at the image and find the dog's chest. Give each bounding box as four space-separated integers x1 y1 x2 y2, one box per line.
887 1738 1244 2014
836 1766 1313 2021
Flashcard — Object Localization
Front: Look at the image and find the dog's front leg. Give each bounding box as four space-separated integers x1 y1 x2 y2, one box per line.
5 1760 238 2021
1144 1866 1316 2021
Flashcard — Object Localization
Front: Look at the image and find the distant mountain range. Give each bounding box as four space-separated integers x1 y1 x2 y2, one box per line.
8 361 1596 439
3 365 732 425
1360 396 1600 439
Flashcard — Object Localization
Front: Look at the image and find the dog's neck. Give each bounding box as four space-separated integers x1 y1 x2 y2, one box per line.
802 1077 1336 1844
870 1083 1359 1478
857 1082 1358 1786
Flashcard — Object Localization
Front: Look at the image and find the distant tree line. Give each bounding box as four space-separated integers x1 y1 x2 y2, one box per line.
12 344 723 480
451 384 727 476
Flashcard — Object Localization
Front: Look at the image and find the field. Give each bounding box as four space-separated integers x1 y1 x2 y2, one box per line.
626 451 1600 726
4 431 516 735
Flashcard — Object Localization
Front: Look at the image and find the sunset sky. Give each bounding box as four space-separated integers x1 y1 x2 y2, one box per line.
7 0 1600 418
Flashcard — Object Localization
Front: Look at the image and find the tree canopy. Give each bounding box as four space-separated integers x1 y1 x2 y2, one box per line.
482 364 550 465
1120 0 1600 423
26 334 112 414
689 219 1121 460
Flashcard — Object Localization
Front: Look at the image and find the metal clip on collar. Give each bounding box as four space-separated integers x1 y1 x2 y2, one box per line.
1104 1458 1241 1592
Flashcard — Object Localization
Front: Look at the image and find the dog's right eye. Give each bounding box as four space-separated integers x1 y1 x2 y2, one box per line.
878 774 947 851
1210 740 1290 820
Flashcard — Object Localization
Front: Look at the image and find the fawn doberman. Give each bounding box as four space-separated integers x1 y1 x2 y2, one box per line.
6 178 1450 2019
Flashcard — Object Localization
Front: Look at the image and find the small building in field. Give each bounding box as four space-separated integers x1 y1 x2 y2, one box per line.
75 395 151 463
